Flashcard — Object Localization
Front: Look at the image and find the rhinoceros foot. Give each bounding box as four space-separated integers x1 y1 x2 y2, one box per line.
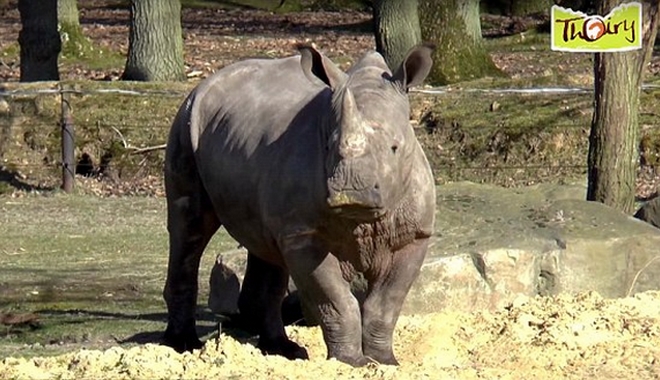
258 336 309 360
332 353 370 367
364 349 398 366
163 324 203 353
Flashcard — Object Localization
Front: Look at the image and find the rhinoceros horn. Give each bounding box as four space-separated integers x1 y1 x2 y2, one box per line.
338 88 366 158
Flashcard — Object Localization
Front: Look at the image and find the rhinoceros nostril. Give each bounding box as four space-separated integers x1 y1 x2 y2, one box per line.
374 183 380 190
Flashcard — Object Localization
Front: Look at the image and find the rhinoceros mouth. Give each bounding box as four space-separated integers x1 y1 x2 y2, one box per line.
326 188 386 220
329 204 386 221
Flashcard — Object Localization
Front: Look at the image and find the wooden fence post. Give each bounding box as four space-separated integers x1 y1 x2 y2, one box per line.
60 85 75 193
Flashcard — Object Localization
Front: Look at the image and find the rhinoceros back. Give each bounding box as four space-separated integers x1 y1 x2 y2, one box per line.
188 56 323 153
171 55 328 255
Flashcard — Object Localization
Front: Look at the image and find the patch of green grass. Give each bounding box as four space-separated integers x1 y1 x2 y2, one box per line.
446 67 590 90
423 92 592 130
0 195 235 358
413 82 660 186
412 90 594 186
60 45 126 71
0 182 13 195
0 81 195 186
1 42 19 60
485 30 551 52
57 27 124 71
640 91 660 166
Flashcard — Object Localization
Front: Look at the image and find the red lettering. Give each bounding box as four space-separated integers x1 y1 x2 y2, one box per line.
555 16 637 44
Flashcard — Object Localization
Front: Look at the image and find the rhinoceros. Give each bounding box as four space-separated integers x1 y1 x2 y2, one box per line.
163 44 436 366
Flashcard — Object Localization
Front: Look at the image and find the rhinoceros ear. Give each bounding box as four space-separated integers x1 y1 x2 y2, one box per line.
297 44 347 90
392 43 435 91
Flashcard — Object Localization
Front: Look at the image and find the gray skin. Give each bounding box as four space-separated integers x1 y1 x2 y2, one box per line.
163 44 436 367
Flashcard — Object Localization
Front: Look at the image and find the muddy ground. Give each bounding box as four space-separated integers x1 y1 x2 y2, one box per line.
2 291 660 379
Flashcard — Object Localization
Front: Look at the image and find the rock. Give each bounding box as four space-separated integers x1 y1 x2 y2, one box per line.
634 196 660 228
209 182 660 321
403 182 660 314
208 254 240 316
208 249 303 325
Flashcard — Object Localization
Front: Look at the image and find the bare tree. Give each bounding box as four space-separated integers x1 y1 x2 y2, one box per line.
122 0 185 81
587 0 660 213
18 0 61 81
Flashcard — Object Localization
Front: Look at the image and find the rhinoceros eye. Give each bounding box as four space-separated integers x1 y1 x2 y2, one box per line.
391 145 398 154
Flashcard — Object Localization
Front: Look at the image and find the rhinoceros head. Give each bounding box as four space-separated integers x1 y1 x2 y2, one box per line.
298 44 433 220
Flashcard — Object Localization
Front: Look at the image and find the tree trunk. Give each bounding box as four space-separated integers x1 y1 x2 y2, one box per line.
18 0 61 81
373 0 421 70
58 0 93 58
122 0 185 81
420 0 502 85
587 0 660 213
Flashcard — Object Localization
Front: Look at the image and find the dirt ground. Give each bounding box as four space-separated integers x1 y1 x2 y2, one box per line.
2 290 660 379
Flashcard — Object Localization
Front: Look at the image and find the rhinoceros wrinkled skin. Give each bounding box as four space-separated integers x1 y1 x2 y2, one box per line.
163 44 436 366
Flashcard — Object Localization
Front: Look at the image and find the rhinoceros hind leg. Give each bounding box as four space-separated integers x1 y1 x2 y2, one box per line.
238 253 307 360
163 170 220 353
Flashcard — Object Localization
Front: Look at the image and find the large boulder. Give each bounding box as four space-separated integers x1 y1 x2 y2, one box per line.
208 254 241 315
404 182 660 314
209 182 660 319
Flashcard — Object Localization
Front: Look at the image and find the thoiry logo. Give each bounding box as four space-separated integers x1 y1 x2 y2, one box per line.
551 2 642 52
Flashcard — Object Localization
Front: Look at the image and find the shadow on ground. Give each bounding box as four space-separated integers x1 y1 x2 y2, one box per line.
0 166 55 193
24 304 305 349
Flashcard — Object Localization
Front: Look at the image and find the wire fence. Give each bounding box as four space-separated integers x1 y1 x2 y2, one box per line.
1 83 659 193
4 82 660 97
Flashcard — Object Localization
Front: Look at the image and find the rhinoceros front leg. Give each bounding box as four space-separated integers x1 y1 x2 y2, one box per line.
238 252 308 360
163 189 220 352
281 235 368 367
361 238 429 365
